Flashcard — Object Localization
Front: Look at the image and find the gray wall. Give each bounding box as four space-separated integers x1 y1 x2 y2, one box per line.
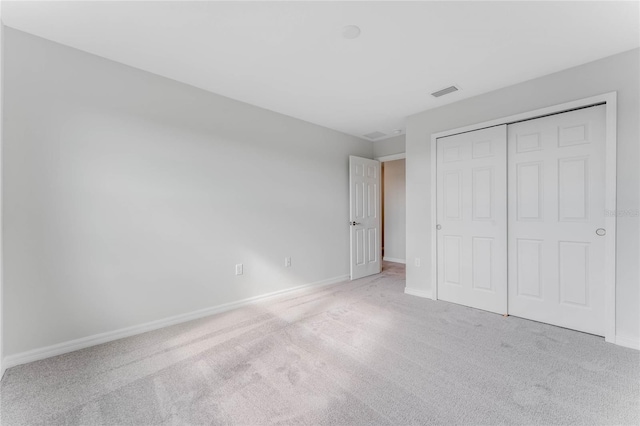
2 28 372 356
383 159 406 262
406 48 639 344
374 134 405 158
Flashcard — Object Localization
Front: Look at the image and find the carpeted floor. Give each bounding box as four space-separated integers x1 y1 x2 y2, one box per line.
1 261 638 425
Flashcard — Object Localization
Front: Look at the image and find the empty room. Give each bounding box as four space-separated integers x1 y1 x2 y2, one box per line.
0 1 638 425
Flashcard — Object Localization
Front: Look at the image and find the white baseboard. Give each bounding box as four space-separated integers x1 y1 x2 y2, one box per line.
404 287 432 299
383 257 406 264
2 274 349 370
614 334 640 350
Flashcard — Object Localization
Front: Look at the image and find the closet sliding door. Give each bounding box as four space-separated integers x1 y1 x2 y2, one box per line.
436 125 508 315
507 105 607 336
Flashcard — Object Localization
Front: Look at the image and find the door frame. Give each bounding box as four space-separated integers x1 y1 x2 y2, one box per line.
429 92 617 343
376 153 406 264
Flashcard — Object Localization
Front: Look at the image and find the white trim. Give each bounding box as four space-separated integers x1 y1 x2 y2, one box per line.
604 94 617 344
614 335 640 351
376 153 406 162
404 287 432 299
383 257 406 264
0 18 5 381
430 132 438 302
430 92 618 344
2 274 349 370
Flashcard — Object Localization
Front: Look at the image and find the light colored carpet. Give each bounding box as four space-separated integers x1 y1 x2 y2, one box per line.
1 261 638 425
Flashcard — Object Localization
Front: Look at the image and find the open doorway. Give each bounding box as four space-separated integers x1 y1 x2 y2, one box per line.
379 155 406 268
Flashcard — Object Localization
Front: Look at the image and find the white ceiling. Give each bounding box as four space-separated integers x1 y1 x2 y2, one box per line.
3 1 639 140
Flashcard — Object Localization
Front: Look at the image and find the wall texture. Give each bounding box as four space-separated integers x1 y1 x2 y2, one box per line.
383 159 406 262
405 48 639 345
2 28 372 357
374 134 405 158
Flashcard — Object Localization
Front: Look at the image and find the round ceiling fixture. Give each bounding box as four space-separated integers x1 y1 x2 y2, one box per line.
342 25 361 40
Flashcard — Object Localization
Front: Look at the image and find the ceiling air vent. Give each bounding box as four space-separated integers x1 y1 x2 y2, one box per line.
431 85 459 98
363 131 387 140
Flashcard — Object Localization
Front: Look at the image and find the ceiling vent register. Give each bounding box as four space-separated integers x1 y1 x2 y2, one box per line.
431 85 459 97
363 131 387 140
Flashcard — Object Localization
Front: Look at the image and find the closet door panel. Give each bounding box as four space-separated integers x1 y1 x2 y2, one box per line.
436 125 507 315
507 105 606 336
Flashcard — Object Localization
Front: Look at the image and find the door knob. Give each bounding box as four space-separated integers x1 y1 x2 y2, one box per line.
596 228 606 236
350 221 362 226
436 224 442 230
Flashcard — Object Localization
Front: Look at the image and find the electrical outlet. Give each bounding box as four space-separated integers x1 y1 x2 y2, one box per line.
285 257 291 267
415 258 421 267
235 263 243 275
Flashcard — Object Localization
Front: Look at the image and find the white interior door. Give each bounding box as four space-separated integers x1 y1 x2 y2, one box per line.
349 156 381 280
436 125 508 314
508 105 606 336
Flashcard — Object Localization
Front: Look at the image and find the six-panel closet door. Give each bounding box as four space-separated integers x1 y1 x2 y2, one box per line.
507 105 606 336
436 105 607 336
436 125 508 315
